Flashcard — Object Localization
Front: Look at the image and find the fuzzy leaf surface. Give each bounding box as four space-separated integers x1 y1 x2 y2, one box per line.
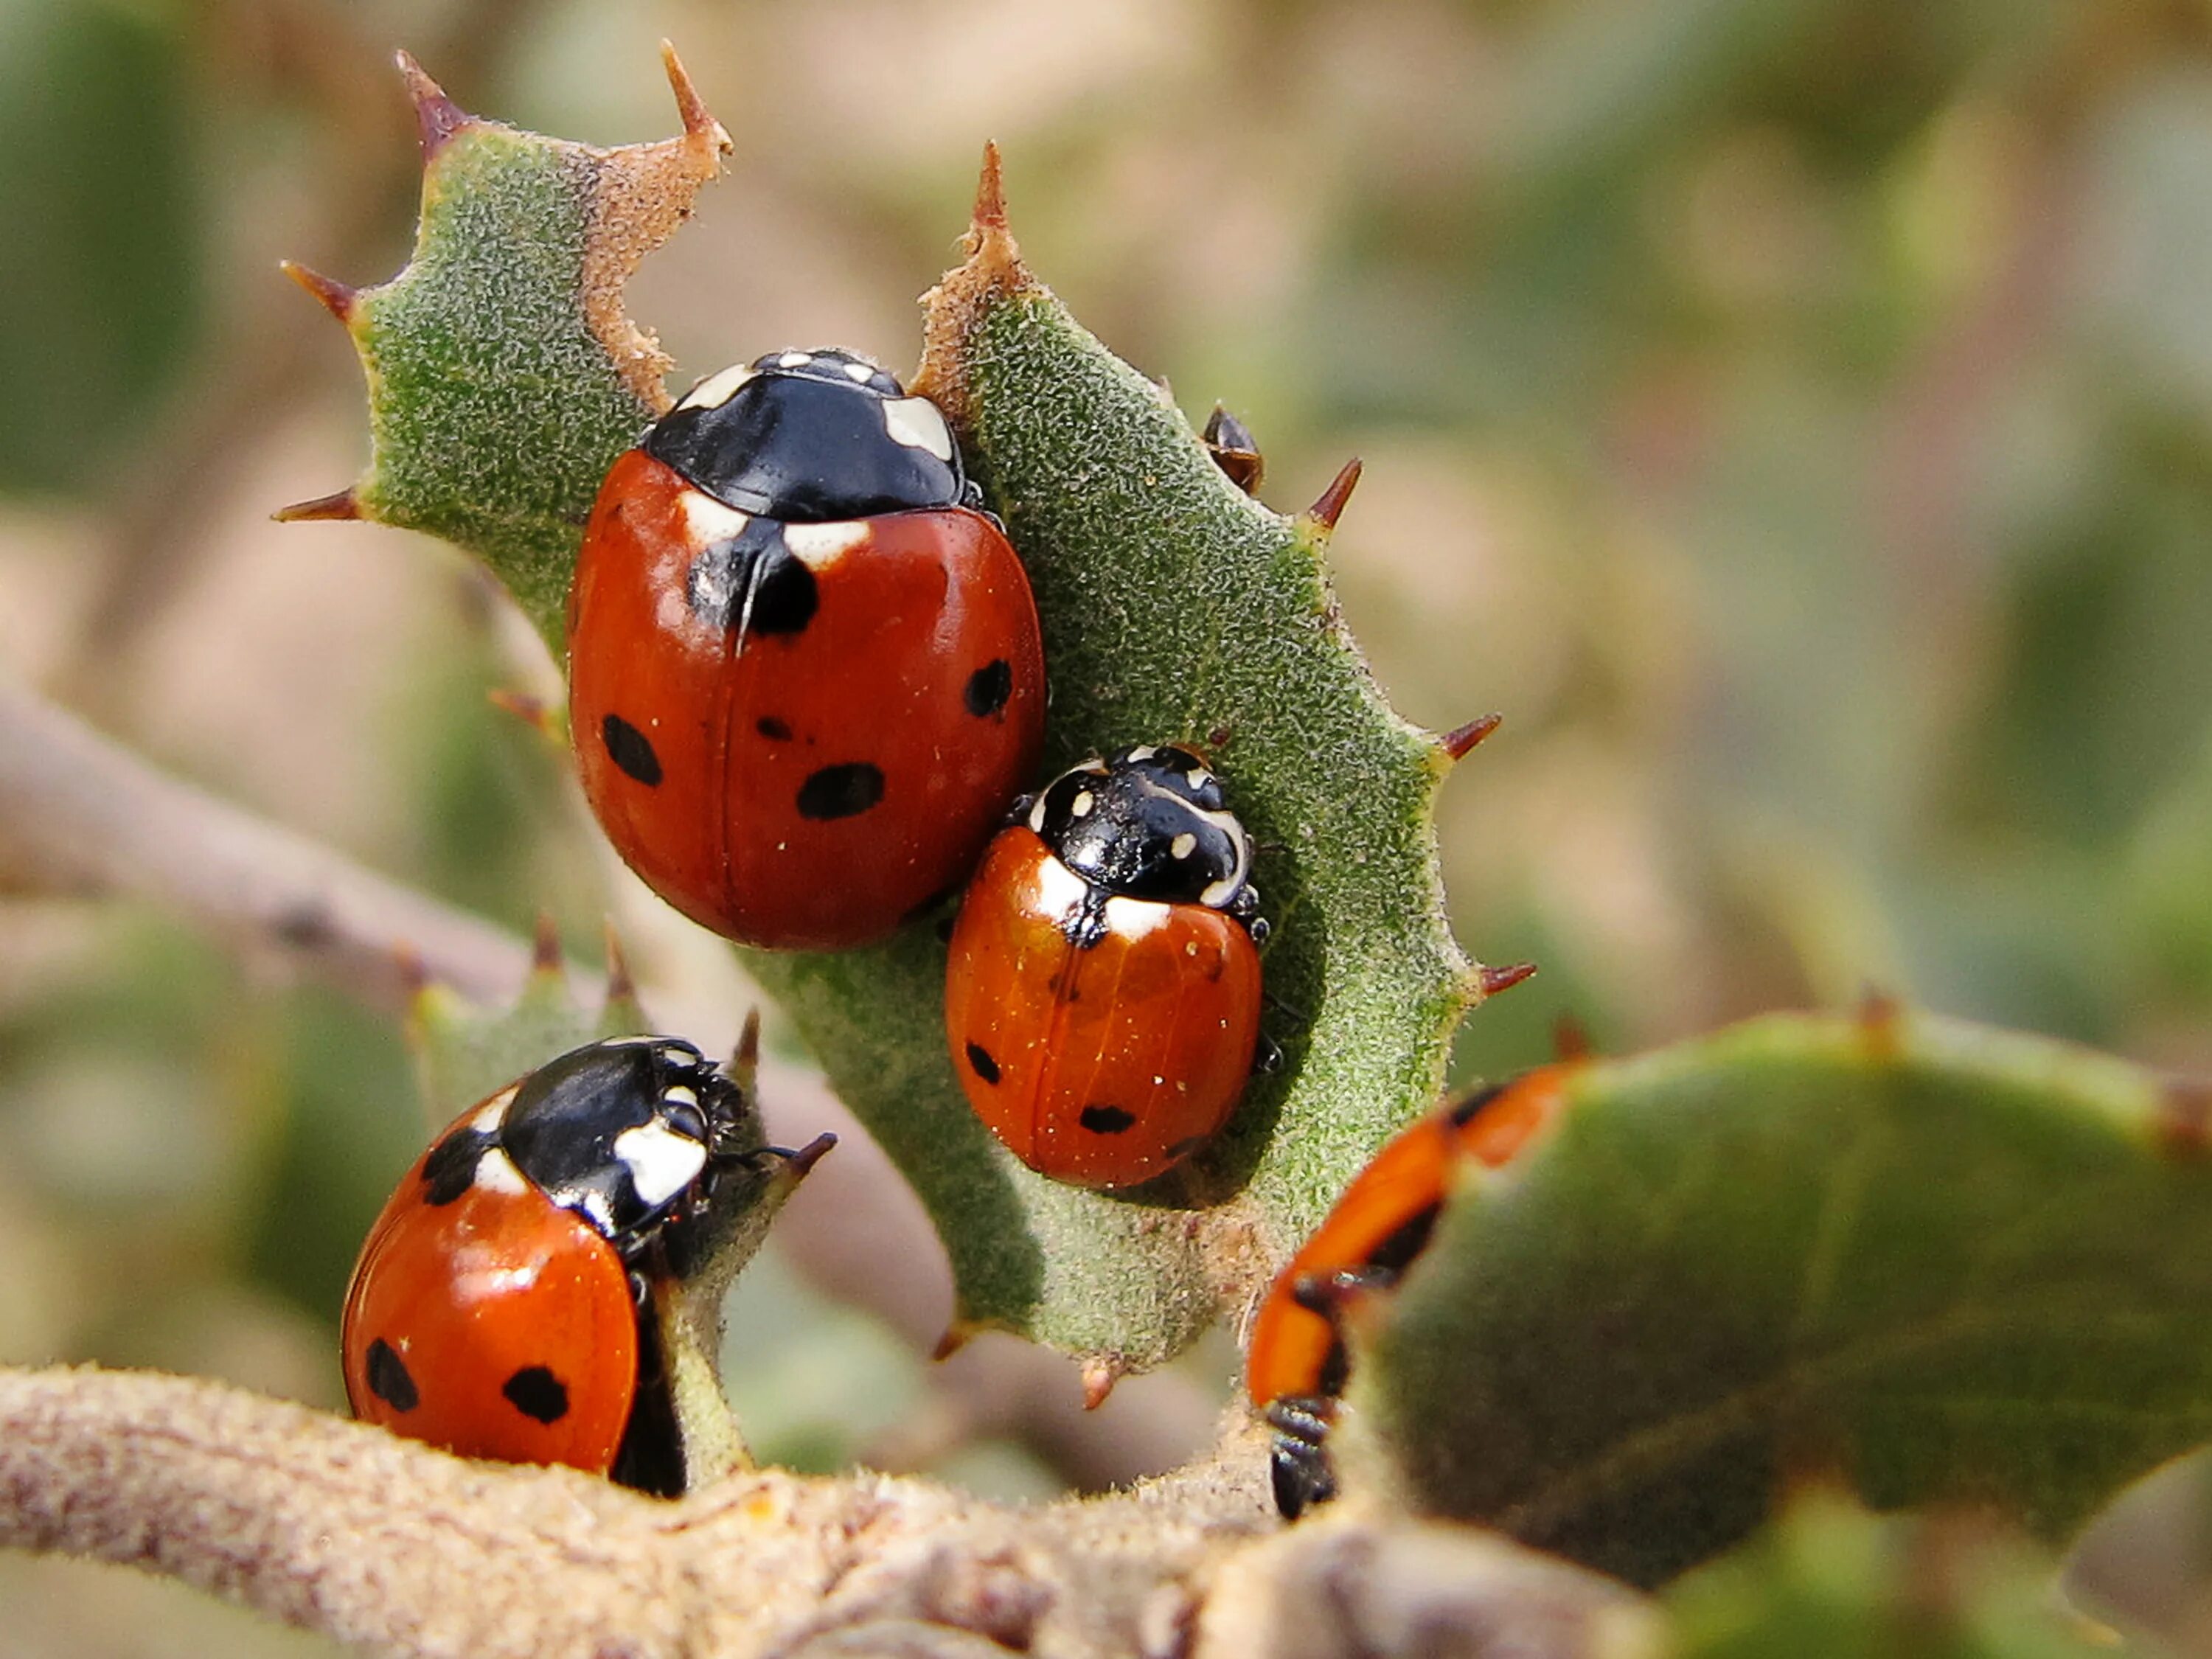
747 181 1489 1364
1352 1012 2212 1587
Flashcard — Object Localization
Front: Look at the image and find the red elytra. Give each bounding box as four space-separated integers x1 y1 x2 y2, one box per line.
342 1102 639 1475
945 824 1264 1189
1244 1065 1577 1414
568 449 1044 950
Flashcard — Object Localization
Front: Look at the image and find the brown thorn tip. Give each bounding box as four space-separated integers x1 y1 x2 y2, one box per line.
531 911 563 975
1305 458 1363 533
973 140 1007 234
279 260 358 323
1442 712 1503 762
1478 961 1538 998
601 921 636 1006
271 488 361 524
1080 1357 1120 1412
785 1132 838 1180
394 49 470 159
394 943 428 997
732 1008 762 1082
658 42 728 150
932 1322 976 1363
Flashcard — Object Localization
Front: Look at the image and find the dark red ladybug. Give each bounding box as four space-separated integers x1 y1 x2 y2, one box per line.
1244 1065 1574 1518
568 349 1046 950
341 1035 830 1495
944 745 1267 1189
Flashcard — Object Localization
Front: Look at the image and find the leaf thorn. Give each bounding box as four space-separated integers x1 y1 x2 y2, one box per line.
780 1131 838 1182
1080 1356 1123 1411
730 1007 762 1093
2157 1079 2212 1159
1302 458 1363 535
932 1320 982 1363
271 488 363 524
658 41 730 154
1477 961 1538 999
1203 403 1265 495
529 911 563 979
1855 985 1904 1057
394 49 471 161
1553 1012 1594 1062
279 260 358 324
1440 712 1503 762
602 921 639 1011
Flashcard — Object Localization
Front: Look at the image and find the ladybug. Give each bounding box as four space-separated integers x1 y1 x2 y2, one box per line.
342 1035 830 1496
568 348 1046 950
1245 1065 1574 1519
944 745 1267 1189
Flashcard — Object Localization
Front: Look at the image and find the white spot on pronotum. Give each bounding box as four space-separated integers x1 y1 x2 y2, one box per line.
782 520 872 569
614 1121 709 1208
1126 745 1158 762
1171 832 1197 860
777 350 815 368
844 359 875 382
470 1086 521 1136
882 397 954 461
1105 897 1172 941
1071 790 1095 818
1031 855 1093 928
1187 768 1211 790
680 490 751 549
676 364 753 411
472 1147 529 1197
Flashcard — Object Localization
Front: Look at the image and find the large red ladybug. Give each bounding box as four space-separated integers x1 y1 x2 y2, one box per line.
944 745 1267 1189
568 349 1046 950
1245 1065 1574 1518
342 1035 830 1496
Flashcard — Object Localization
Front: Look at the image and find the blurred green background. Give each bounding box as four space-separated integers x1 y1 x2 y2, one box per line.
4 0 2212 1651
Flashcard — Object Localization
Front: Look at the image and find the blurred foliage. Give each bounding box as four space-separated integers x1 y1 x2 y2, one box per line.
4 0 2212 1648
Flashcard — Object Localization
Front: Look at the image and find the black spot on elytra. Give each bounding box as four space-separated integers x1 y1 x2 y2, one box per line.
502 1365 570 1425
602 714 663 787
756 716 793 742
747 554 818 635
420 1129 491 1206
963 659 1013 718
1165 1135 1206 1161
966 1043 1001 1085
796 762 884 821
365 1339 419 1412
1080 1105 1137 1135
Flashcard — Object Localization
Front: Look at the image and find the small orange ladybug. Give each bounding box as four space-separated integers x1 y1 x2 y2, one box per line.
1245 1065 1574 1517
568 348 1046 950
341 1035 830 1495
944 744 1267 1189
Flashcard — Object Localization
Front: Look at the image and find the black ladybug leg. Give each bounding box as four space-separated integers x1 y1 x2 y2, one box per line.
1265 1395 1338 1519
1251 1032 1285 1077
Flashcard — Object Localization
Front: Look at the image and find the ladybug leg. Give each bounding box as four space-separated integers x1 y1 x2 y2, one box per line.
1264 1395 1338 1519
1251 1032 1285 1077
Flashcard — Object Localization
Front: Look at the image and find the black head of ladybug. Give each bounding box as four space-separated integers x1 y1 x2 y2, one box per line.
641 348 966 523
489 1037 756 1250
1030 745 1257 916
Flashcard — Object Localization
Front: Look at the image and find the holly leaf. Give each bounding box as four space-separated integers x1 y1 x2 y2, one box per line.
1349 1010 2212 1586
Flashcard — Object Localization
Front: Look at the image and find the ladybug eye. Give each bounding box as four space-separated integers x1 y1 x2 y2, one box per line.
659 1090 708 1145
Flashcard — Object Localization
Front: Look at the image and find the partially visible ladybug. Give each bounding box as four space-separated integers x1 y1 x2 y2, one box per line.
944 744 1267 1189
342 1034 832 1496
568 348 1046 950
1245 1065 1575 1519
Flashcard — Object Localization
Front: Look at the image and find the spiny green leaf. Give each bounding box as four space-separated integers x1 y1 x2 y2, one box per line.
1350 1010 2212 1587
281 47 727 655
745 154 1506 1366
